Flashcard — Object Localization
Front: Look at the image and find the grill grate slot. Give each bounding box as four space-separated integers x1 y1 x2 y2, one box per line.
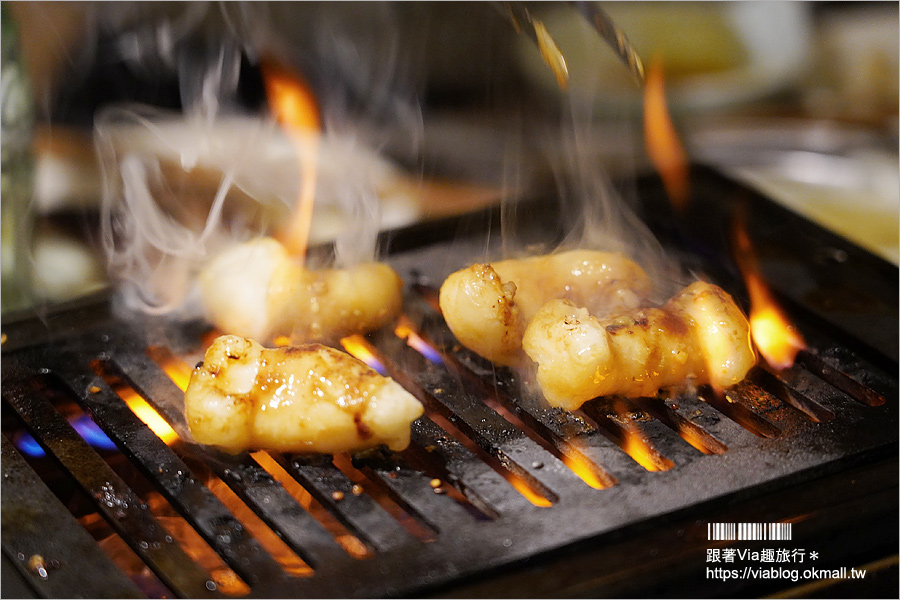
3 374 220 598
1 167 896 598
331 453 440 543
604 399 698 467
1 435 147 599
43 350 288 590
350 451 482 534
630 396 728 455
752 365 837 423
578 400 675 472
407 416 533 516
281 455 417 553
108 345 350 570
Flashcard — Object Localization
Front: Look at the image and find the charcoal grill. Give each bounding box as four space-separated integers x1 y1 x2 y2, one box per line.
2 166 897 598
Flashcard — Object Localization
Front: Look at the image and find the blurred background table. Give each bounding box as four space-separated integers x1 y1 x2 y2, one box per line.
3 1 897 314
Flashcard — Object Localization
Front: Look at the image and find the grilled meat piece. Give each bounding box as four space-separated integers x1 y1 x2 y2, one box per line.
185 335 424 453
438 250 653 366
522 281 756 409
199 237 403 343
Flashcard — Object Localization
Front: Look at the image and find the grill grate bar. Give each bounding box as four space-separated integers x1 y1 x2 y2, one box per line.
441 347 621 489
351 451 481 533
784 310 894 406
753 365 837 423
283 455 416 553
796 349 889 407
191 448 350 569
630 397 727 455
697 384 781 438
111 347 349 569
651 392 759 446
2 375 219 598
107 341 193 433
408 416 532 515
372 331 585 500
728 378 815 432
44 352 288 589
1 435 147 599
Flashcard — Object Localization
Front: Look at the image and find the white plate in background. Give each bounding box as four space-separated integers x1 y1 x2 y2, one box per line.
688 118 899 264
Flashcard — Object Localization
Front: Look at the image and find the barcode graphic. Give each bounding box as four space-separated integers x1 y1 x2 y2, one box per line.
707 522 792 541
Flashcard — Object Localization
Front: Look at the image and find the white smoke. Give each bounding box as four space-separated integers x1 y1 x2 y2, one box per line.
89 1 685 322
92 2 423 319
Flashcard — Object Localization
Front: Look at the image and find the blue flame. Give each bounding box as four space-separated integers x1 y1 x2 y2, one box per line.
367 357 389 376
14 415 118 457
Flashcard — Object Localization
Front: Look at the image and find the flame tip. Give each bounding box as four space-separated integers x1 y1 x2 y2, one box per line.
734 212 806 370
262 56 322 259
643 59 690 211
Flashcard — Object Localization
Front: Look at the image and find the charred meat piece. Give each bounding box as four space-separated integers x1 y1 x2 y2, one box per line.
185 335 424 453
522 281 757 409
439 250 653 366
199 237 403 344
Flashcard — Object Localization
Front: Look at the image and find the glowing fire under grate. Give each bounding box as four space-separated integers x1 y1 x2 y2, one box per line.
2 169 896 598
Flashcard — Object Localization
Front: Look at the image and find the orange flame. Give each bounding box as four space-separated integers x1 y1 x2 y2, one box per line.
260 56 321 260
733 209 806 369
155 354 193 393
643 57 690 211
395 315 444 364
621 430 668 472
672 418 726 455
122 390 180 445
611 399 673 472
504 474 552 507
139 349 193 444
560 451 608 490
340 334 389 376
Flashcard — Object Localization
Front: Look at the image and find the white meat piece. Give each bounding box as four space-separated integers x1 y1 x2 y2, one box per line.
438 250 653 366
198 237 403 343
185 335 424 453
522 281 756 409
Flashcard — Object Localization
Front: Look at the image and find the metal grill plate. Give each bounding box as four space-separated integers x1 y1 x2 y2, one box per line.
2 167 897 598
